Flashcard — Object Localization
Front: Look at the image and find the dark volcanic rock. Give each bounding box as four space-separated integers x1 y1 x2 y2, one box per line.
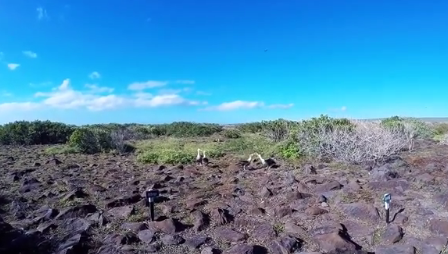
339 203 380 224
214 227 247 243
429 218 448 237
224 243 254 254
160 234 184 245
137 229 155 243
314 231 358 253
381 224 404 244
55 204 97 220
375 244 416 254
269 236 301 254
105 195 141 208
107 205 134 219
185 235 208 249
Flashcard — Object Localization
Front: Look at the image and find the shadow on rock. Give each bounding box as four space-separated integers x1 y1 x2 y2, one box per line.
0 218 54 254
339 224 363 250
391 208 405 223
253 245 268 254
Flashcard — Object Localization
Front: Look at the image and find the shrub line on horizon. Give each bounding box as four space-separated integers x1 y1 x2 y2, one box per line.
0 116 441 165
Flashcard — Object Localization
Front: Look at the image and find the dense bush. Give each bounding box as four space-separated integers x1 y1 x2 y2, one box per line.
222 129 242 139
68 128 103 154
0 120 76 145
261 119 300 142
68 127 136 154
381 116 434 139
148 122 222 137
433 123 448 135
236 122 264 133
275 140 301 159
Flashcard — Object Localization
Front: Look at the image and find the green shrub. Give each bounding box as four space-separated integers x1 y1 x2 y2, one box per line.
381 117 434 139
236 122 264 133
147 122 222 137
137 151 159 164
275 140 301 159
222 129 242 139
68 128 101 154
299 115 354 134
261 119 300 142
91 128 113 151
433 123 448 135
0 120 76 145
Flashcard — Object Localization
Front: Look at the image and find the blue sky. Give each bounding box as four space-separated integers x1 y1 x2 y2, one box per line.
0 0 447 124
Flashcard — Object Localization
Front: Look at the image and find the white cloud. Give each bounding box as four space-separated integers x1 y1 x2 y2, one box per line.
1 91 12 97
23 51 37 58
204 100 265 111
89 71 101 79
158 87 191 95
0 102 40 113
134 94 202 107
203 100 294 111
196 91 211 96
268 103 294 109
0 79 206 113
36 7 49 20
128 81 168 91
34 79 125 111
330 106 347 112
85 84 114 93
7 63 20 70
174 80 195 84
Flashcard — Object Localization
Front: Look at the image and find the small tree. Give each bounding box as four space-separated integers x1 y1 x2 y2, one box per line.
68 128 100 154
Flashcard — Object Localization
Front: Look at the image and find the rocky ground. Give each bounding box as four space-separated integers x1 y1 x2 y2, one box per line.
1 140 448 254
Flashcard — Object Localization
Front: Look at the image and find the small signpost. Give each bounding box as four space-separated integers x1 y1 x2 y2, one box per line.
383 193 391 224
145 189 160 221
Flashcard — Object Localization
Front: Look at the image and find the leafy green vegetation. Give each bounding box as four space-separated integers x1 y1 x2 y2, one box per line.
381 116 434 139
0 120 75 145
0 115 443 165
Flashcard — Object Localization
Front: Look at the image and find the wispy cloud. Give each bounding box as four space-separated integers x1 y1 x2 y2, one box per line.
174 80 195 84
36 7 49 20
158 87 191 95
128 81 169 91
89 71 101 79
23 51 37 58
0 102 40 113
7 63 20 70
267 103 294 109
85 84 114 93
203 100 264 111
330 106 347 112
196 91 212 96
0 79 206 113
29 82 52 88
203 100 294 111
134 94 205 108
1 91 13 97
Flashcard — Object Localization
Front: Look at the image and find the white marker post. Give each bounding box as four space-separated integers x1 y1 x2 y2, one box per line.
383 193 391 224
145 189 160 221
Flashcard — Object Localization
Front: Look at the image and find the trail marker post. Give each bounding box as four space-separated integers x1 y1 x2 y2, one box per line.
145 189 160 221
383 193 391 224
